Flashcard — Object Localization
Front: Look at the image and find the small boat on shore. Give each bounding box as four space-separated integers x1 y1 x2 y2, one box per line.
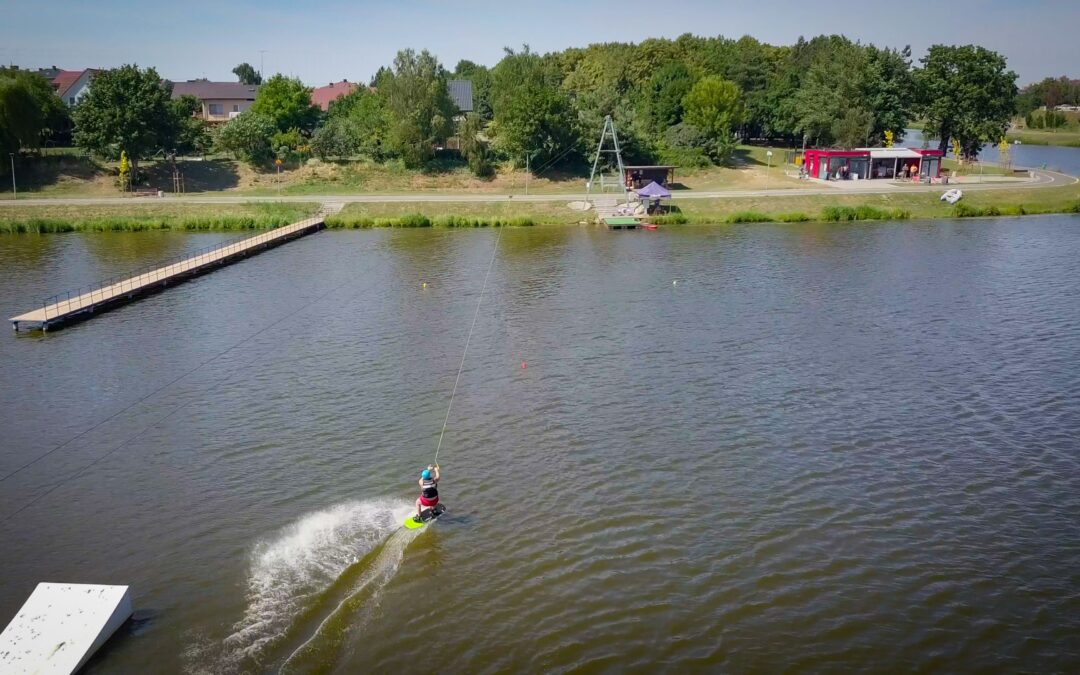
641 223 659 230
941 188 963 204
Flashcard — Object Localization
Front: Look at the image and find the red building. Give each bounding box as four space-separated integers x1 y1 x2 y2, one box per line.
804 148 944 181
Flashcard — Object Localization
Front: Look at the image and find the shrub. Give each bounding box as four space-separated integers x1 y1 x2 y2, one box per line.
822 205 909 222
777 212 811 222
725 211 771 223
652 213 688 225
396 214 432 227
822 206 857 221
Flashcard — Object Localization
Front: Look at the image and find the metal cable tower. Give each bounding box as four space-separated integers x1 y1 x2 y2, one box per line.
586 115 630 207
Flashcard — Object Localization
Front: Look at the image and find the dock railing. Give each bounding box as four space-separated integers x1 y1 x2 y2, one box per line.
39 217 321 322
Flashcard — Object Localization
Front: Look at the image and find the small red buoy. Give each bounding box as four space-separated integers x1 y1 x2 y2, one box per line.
521 362 527 369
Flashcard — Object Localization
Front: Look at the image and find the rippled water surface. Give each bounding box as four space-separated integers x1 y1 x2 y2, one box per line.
2 219 1079 673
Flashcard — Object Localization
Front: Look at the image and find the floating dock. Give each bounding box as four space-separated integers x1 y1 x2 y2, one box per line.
604 216 642 230
10 213 328 332
0 583 133 674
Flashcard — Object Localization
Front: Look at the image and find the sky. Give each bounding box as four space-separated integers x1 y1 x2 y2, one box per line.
1 0 1077 86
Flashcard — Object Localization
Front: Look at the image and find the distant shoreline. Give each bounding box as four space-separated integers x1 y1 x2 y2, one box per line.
1 177 1078 234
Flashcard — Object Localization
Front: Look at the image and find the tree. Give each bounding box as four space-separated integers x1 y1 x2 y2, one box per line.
118 150 130 190
832 107 874 149
73 64 175 176
313 87 390 161
682 76 744 163
916 45 1017 158
321 86 390 159
458 112 494 177
165 94 210 155
0 76 45 160
661 122 711 167
310 119 356 159
490 46 578 168
645 62 696 131
215 111 276 164
250 74 319 133
232 62 262 86
271 127 304 163
380 49 456 168
0 68 71 146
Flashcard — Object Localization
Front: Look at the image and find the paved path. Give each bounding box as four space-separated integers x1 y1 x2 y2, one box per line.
1 170 1074 208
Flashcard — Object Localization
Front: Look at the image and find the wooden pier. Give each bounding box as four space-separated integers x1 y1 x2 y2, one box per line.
10 211 332 332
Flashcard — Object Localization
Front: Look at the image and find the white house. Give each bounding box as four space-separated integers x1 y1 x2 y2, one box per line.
52 69 100 107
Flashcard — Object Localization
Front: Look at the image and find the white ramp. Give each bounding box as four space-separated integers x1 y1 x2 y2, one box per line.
0 583 132 674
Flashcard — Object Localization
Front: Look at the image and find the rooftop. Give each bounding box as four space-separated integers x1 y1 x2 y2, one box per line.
448 79 473 113
52 69 97 97
311 80 358 111
170 80 259 101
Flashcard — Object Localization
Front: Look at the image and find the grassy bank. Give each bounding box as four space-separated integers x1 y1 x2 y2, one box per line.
660 184 1080 224
1 146 810 199
2 183 1078 235
0 202 319 234
325 200 579 228
1006 129 1080 148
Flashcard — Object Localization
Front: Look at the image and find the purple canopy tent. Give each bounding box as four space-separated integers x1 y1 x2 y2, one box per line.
635 181 671 199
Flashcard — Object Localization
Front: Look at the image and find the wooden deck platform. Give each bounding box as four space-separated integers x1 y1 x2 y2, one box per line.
604 217 641 230
10 212 330 332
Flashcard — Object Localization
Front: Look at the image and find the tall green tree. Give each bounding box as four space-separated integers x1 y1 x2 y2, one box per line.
490 46 578 167
73 65 174 176
380 49 456 168
0 68 70 146
250 74 319 133
916 45 1017 158
644 62 696 131
0 75 44 162
682 76 744 163
232 62 263 86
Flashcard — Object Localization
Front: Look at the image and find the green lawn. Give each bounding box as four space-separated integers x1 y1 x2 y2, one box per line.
1006 128 1080 148
666 184 1080 223
326 200 581 227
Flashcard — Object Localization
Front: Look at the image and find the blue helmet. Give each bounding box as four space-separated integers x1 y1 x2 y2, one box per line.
421 469 432 479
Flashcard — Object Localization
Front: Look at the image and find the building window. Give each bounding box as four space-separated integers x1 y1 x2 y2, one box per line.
69 97 76 105
208 103 224 116
232 104 239 112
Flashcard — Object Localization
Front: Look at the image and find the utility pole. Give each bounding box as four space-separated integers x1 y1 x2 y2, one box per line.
9 153 15 200
765 149 773 193
524 151 537 196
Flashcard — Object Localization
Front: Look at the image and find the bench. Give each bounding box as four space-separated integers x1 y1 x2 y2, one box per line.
132 187 161 197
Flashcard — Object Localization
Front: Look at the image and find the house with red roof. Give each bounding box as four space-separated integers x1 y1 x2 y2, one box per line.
53 69 100 107
310 80 358 111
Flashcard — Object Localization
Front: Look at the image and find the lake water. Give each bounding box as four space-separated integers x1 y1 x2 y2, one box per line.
2 221 1080 673
903 128 1080 176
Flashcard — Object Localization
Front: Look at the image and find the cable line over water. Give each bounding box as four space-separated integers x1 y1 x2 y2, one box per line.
432 228 502 467
1 266 358 523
